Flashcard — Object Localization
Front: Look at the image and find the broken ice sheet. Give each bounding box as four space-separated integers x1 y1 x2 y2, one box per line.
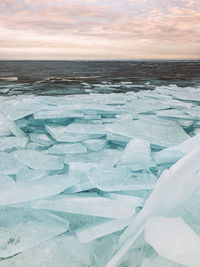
0 111 26 137
144 216 200 266
0 234 95 267
48 143 87 154
0 152 22 175
46 123 106 142
12 149 64 170
20 193 136 219
154 133 200 165
0 207 69 258
16 168 46 183
116 138 155 171
88 166 157 191
29 133 53 146
0 174 16 191
0 172 82 206
83 139 107 151
34 108 84 119
106 116 189 148
76 217 133 243
0 137 28 151
106 147 200 267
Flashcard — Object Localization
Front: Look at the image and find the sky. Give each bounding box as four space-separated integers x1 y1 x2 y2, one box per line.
0 0 200 60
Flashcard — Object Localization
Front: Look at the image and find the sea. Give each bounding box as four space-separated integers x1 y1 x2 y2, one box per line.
0 60 200 96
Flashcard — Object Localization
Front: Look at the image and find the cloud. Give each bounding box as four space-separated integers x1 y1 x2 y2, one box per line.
0 0 200 59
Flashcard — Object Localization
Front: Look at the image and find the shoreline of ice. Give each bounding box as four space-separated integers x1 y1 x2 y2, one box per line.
0 84 200 266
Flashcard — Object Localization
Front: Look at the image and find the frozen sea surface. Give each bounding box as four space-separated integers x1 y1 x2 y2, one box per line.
0 82 200 266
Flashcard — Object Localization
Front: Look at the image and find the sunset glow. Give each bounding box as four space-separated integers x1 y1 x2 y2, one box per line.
0 0 200 60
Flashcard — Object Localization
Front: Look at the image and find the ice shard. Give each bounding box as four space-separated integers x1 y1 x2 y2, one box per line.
0 207 69 258
145 216 200 266
12 149 64 170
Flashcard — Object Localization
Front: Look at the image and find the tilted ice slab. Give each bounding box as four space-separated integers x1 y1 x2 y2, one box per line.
0 98 49 120
83 139 107 151
0 207 69 258
145 216 200 267
0 112 26 137
106 147 200 266
116 138 155 171
0 234 95 267
48 143 87 154
0 172 82 206
106 116 189 148
88 166 157 191
154 133 200 165
34 108 84 119
76 217 133 243
16 168 46 183
0 152 22 175
21 193 136 219
29 133 53 146
0 137 28 151
12 149 64 170
0 174 16 191
46 123 106 142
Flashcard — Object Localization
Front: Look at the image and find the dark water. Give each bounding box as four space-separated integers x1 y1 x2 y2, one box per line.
0 60 200 96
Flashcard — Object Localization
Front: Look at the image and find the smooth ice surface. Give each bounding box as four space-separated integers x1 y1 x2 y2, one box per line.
76 217 133 243
46 124 106 142
0 152 22 174
106 117 189 148
0 174 16 190
83 139 107 151
48 143 87 154
16 168 46 183
12 149 64 170
34 109 83 119
0 207 69 258
22 193 136 219
0 112 26 137
145 216 200 266
120 147 200 246
29 133 53 146
88 166 157 191
116 138 155 170
0 173 82 206
0 137 28 151
0 235 95 267
154 133 200 165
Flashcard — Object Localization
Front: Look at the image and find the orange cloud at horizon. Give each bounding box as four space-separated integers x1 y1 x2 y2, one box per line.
0 0 200 60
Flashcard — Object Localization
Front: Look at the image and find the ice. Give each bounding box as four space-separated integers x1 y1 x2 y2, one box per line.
48 143 87 154
0 207 69 258
0 137 28 151
22 193 136 219
154 133 200 165
145 216 200 266
12 149 64 170
83 139 107 151
76 217 133 243
34 108 84 119
116 138 155 170
0 235 95 267
16 168 46 183
0 111 26 137
1 85 200 266
88 166 157 191
106 116 189 148
46 124 106 142
106 147 200 266
0 152 22 174
29 133 53 146
0 173 81 206
0 174 16 190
